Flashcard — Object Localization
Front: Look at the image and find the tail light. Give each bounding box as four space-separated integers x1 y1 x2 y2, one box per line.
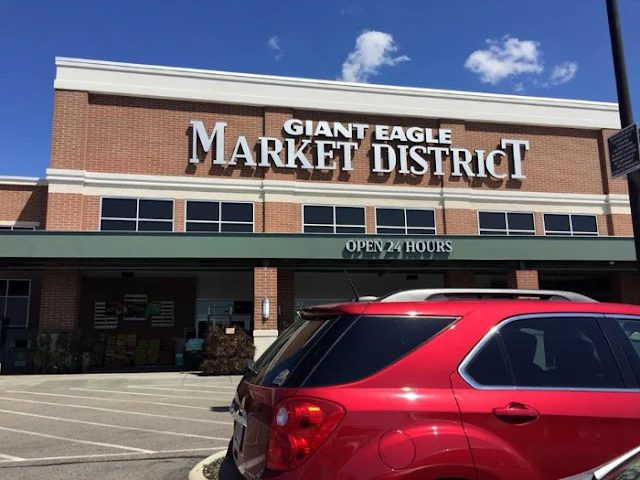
266 397 346 471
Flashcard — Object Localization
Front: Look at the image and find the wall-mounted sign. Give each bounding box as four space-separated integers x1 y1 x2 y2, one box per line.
608 123 640 179
189 119 529 180
344 238 453 256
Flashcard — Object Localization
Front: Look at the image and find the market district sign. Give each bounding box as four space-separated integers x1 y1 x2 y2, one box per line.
188 119 530 180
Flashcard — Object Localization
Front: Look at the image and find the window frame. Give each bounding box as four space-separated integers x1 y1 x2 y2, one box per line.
99 196 175 232
458 312 635 392
477 210 536 236
302 204 366 234
184 199 255 233
543 212 599 237
0 224 37 231
374 207 437 235
0 279 31 329
604 314 640 387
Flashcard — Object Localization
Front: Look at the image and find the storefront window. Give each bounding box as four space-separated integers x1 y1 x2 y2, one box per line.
0 280 30 329
303 205 365 234
375 208 436 235
100 198 174 232
185 201 254 233
0 225 36 231
543 213 598 236
478 211 535 236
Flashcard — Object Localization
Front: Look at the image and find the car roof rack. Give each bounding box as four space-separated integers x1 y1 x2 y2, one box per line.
365 288 598 303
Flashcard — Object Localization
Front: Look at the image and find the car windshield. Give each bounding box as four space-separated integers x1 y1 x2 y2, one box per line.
603 452 640 480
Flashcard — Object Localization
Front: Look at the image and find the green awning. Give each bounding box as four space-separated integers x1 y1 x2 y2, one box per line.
0 232 635 262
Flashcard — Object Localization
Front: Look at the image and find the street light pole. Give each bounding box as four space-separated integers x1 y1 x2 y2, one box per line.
606 0 640 272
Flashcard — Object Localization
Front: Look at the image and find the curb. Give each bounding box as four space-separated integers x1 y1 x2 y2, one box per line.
188 448 228 480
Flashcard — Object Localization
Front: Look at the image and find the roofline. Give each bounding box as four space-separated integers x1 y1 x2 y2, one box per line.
0 176 47 187
53 57 621 130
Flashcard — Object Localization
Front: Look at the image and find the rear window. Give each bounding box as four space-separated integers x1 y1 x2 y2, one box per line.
244 314 455 388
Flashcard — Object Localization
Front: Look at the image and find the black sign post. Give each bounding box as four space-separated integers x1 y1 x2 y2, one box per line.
608 123 640 179
606 0 640 272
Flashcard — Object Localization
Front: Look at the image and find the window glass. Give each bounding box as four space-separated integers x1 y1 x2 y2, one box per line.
187 201 219 221
304 316 455 387
0 280 7 295
500 316 624 389
406 209 435 228
221 203 253 223
304 225 334 234
479 212 506 230
5 297 29 328
186 222 219 232
138 200 173 220
0 226 11 231
138 220 173 232
544 214 571 233
100 219 136 231
615 319 640 368
8 280 29 296
102 198 137 219
12 226 36 231
378 227 406 235
571 214 598 234
221 223 253 233
335 207 364 226
377 208 404 227
465 336 512 387
407 228 436 235
336 226 366 234
508 212 535 231
304 206 333 225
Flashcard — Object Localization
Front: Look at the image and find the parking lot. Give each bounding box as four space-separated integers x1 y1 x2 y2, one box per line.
0 372 239 480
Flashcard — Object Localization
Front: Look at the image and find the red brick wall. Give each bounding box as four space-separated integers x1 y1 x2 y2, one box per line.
254 266 278 330
0 185 47 226
39 270 81 332
50 91 88 171
46 193 84 230
277 269 295 331
508 270 539 290
265 202 300 233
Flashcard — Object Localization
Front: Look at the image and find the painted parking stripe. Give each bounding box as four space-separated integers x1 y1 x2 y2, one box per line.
0 409 229 441
0 426 153 453
70 387 228 400
0 447 226 464
6 390 210 410
0 453 24 461
126 385 237 395
0 396 232 425
152 383 239 390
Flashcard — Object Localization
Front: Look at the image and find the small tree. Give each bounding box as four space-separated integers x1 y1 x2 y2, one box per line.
201 326 255 375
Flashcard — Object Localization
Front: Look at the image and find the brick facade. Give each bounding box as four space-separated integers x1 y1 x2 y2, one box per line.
0 185 47 227
508 270 540 290
39 270 81 332
253 266 278 330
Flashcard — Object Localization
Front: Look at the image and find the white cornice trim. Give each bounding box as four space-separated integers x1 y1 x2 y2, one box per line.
53 57 621 130
0 176 46 186
45 169 631 215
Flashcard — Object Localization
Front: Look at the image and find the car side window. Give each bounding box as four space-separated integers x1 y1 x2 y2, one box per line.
612 317 640 384
465 335 513 387
499 316 625 389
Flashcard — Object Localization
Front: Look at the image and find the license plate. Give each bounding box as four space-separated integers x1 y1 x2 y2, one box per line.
234 421 245 450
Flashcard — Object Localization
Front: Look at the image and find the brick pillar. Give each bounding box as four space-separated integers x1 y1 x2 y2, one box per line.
253 266 279 359
39 269 81 332
613 271 640 304
507 270 539 290
445 270 475 287
277 269 295 331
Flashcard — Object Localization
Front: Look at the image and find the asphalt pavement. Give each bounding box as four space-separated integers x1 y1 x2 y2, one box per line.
0 371 241 480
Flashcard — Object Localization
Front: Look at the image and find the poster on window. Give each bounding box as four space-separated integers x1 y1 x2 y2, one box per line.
123 294 148 321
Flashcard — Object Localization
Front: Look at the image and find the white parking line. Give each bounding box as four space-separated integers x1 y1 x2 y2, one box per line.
0 447 226 464
126 385 237 394
0 396 232 425
153 383 239 390
6 390 211 410
0 453 24 461
0 409 229 441
70 388 229 400
0 426 153 453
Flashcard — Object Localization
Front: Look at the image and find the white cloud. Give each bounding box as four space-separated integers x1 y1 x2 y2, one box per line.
464 35 543 84
513 82 525 93
339 30 410 83
545 61 578 86
267 36 283 61
340 3 362 15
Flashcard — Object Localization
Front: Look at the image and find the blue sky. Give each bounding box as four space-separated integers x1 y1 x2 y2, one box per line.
1 0 639 177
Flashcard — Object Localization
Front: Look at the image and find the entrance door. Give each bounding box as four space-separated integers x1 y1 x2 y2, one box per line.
451 313 640 480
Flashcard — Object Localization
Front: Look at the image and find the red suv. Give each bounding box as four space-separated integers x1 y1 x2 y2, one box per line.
228 288 640 480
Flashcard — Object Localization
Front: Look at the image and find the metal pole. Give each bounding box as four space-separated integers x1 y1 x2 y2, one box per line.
606 0 640 272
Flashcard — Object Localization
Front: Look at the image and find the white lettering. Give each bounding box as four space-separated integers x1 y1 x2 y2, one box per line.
345 240 357 252
501 139 529 180
335 142 358 171
315 121 333 137
476 150 488 178
316 141 337 170
333 122 352 139
406 127 424 143
425 128 437 144
375 125 390 141
409 146 429 175
439 129 453 145
427 147 449 176
444 240 453 253
415 241 426 253
397 145 410 174
283 119 303 137
258 137 285 168
486 150 507 179
190 120 227 165
372 144 396 173
353 123 369 140
228 136 256 167
451 148 475 177
405 240 416 253
389 126 407 142
285 139 313 169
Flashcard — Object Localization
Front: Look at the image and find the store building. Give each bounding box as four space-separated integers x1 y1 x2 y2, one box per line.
0 57 638 373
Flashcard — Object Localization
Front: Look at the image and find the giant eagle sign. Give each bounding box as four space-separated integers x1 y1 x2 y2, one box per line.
189 119 530 180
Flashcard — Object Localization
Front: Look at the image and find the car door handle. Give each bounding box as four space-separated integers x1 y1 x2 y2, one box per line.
492 402 539 425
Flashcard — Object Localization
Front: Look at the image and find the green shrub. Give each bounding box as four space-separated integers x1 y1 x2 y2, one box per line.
201 326 255 376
